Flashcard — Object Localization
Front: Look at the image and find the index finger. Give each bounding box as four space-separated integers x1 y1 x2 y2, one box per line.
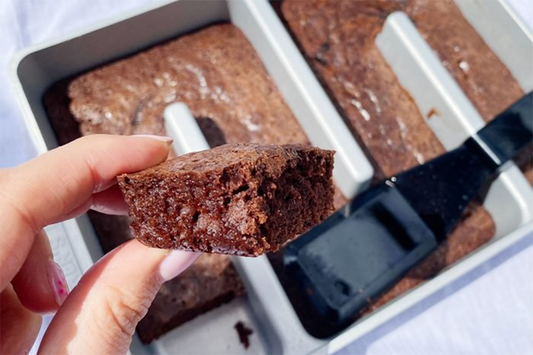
0 134 171 290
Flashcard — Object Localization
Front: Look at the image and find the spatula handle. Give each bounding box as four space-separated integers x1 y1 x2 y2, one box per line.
394 92 532 241
472 92 532 168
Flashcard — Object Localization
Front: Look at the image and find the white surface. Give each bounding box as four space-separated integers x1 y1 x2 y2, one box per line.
0 1 532 355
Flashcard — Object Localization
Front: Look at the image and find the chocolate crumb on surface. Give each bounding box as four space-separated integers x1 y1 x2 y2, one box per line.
118 143 335 257
234 321 254 349
426 108 439 119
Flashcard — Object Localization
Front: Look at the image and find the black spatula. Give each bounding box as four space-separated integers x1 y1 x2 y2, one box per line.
282 92 532 338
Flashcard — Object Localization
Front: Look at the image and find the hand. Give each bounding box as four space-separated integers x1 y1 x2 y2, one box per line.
0 135 199 354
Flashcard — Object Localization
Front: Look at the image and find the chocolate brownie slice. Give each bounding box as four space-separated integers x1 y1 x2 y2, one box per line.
118 143 335 256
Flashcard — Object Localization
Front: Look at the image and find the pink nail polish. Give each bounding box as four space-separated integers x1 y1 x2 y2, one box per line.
47 260 70 307
159 250 200 281
133 134 173 143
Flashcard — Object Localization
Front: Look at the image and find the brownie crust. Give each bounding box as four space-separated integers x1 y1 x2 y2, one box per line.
118 143 335 256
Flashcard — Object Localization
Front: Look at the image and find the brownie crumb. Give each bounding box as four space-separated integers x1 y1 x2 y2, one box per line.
426 108 439 119
234 321 253 349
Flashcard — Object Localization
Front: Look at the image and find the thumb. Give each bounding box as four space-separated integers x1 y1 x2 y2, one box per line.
39 240 198 354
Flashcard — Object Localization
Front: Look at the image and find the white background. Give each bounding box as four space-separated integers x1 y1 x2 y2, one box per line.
0 1 532 354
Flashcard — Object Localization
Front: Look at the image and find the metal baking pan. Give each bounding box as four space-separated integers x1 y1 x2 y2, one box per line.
9 0 533 354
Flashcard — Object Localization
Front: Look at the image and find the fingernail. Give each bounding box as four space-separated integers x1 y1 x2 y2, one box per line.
159 250 200 281
133 134 173 144
47 260 70 307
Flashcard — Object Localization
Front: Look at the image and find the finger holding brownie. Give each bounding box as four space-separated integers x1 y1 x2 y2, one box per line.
0 134 198 354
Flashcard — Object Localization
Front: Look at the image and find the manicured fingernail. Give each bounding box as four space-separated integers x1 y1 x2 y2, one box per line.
159 250 200 281
133 134 173 143
47 260 69 307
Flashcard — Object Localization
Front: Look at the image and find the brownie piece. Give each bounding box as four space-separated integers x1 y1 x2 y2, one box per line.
234 321 254 349
280 0 495 315
118 143 335 256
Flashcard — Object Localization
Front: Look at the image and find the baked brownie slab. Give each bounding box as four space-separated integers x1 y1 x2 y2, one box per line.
65 24 308 144
118 143 335 256
279 0 531 183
